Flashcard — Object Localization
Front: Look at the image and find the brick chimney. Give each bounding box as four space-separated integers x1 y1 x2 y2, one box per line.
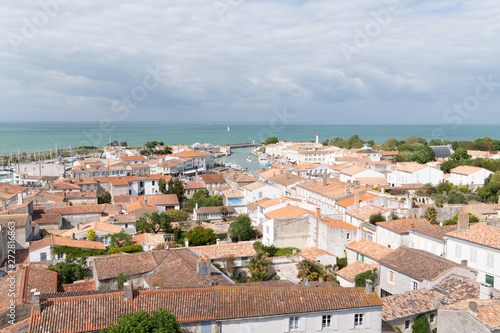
32 291 41 313
366 279 373 295
123 282 134 301
468 301 478 316
461 259 468 267
4 188 8 194
354 192 360 209
457 211 469 231
196 256 211 276
322 177 327 187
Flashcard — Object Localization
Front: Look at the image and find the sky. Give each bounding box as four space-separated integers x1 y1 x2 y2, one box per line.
1 0 499 124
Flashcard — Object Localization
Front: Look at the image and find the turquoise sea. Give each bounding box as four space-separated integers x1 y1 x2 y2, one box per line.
0 122 499 156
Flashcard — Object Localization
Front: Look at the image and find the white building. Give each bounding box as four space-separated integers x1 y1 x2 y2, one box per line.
242 182 282 204
339 166 385 183
376 218 430 250
445 221 500 288
28 235 106 262
449 166 494 186
387 162 443 187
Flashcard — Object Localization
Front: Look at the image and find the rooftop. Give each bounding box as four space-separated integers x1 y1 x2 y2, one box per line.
29 236 107 252
376 218 430 234
445 222 500 250
336 261 378 283
191 242 256 260
346 239 394 261
264 205 315 219
382 289 443 321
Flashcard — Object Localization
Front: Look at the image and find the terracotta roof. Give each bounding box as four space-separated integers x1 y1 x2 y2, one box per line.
29 236 107 252
264 205 315 219
29 286 382 332
125 200 158 214
119 156 147 161
347 204 390 221
293 162 323 172
445 222 500 249
199 174 226 184
382 151 399 156
382 289 443 321
257 196 303 209
221 188 243 199
340 165 372 176
52 204 121 216
113 194 131 204
297 179 366 200
337 261 378 283
93 251 170 280
191 242 256 260
378 246 460 281
434 275 500 305
185 182 205 190
299 247 335 261
241 182 268 191
246 198 271 211
442 299 500 330
355 178 390 187
336 193 379 208
59 221 122 238
131 194 179 206
346 239 394 261
376 218 430 234
131 233 165 247
390 162 428 173
222 170 257 183
0 214 29 227
321 218 357 231
268 172 306 186
409 224 457 242
450 165 489 175
194 206 236 214
53 182 81 190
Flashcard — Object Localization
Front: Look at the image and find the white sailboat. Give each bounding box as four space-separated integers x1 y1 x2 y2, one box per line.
247 155 252 162
227 126 230 131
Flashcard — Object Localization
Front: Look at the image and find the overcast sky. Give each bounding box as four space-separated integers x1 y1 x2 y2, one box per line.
1 0 499 124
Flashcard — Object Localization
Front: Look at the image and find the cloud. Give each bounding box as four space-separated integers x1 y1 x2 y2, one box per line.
0 0 499 124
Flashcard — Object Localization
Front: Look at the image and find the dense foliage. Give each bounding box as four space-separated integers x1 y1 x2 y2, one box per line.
87 229 97 242
369 213 386 225
253 241 300 257
412 315 430 333
442 212 479 225
183 189 223 212
424 207 438 224
228 214 253 241
185 226 217 246
354 269 377 287
117 273 129 289
477 171 500 203
247 250 271 282
98 191 112 204
54 245 143 257
264 137 279 145
297 259 330 281
48 256 91 285
101 308 182 333
109 231 133 248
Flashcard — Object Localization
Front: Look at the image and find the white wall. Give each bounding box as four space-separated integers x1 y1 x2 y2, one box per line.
376 227 406 249
449 169 494 186
410 232 445 257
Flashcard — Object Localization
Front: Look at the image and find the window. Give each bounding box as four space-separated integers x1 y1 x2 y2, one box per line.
470 248 477 263
346 232 351 241
412 281 418 290
486 275 495 287
322 315 331 328
152 181 155 186
55 253 64 260
487 253 495 268
388 270 394 283
405 320 410 330
289 316 299 330
40 252 47 261
455 244 461 258
430 314 435 323
354 314 364 327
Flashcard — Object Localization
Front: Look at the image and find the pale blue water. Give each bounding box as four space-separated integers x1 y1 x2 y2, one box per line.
0 122 498 156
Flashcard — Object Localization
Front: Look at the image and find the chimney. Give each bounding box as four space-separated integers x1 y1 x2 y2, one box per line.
318 277 324 282
216 239 221 245
77 223 82 230
2 200 6 211
123 282 134 301
354 192 360 209
409 223 415 229
304 278 309 286
315 207 321 246
49 179 54 190
461 259 468 267
345 188 351 196
45 204 52 211
457 212 469 231
184 239 189 247
468 301 478 316
322 177 327 187
197 256 211 276
17 191 23 205
366 279 373 295
4 188 8 194
72 232 75 240
479 284 493 299
32 291 41 313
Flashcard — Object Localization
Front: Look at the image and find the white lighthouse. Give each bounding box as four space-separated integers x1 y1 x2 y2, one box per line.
315 133 319 143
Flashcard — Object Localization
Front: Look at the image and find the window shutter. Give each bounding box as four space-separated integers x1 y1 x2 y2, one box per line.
348 314 355 330
365 313 371 329
283 318 290 332
300 316 306 332
333 315 339 331
316 316 323 331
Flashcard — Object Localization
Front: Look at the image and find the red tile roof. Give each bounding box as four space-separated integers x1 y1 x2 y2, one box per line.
346 240 394 261
191 242 256 260
445 222 500 249
299 247 336 261
321 218 357 231
376 218 430 234
29 286 382 332
29 236 106 252
337 261 378 283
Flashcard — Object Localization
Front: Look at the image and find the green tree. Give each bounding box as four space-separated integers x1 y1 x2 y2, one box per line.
219 206 229 222
185 226 217 246
166 179 174 194
354 269 377 287
228 214 253 241
101 308 182 333
162 146 172 155
424 207 438 224
172 179 186 203
48 255 91 285
135 212 173 234
183 189 223 212
119 141 128 147
247 250 271 282
98 191 112 204
158 178 167 194
117 273 129 289
297 259 328 281
109 231 133 248
477 172 500 203
412 314 430 333
369 213 386 225
87 229 97 242
411 146 435 164
265 137 279 145
451 147 471 160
